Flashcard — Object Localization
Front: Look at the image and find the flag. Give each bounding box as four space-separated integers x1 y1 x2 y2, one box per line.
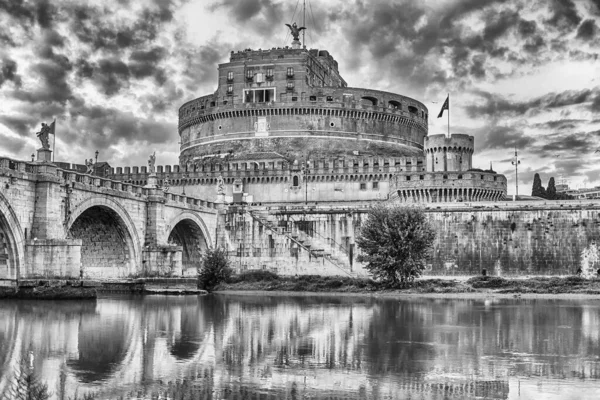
437 95 449 118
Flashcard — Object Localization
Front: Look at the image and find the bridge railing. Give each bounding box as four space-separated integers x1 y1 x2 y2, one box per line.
0 156 217 210
57 167 217 209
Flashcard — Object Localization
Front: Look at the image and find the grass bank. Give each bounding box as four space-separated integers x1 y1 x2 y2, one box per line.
216 271 600 295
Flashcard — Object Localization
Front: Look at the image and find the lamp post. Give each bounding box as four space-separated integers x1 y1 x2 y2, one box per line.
94 150 99 176
511 147 521 201
302 160 311 204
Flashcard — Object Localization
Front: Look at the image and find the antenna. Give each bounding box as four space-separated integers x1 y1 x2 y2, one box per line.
302 0 306 48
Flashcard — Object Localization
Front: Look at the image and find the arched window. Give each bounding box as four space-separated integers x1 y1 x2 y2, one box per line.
292 175 299 187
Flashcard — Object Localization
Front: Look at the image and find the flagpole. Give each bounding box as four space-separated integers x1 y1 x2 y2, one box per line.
52 118 56 162
447 93 450 138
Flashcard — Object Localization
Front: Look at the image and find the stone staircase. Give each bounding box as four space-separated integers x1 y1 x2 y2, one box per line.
247 209 355 276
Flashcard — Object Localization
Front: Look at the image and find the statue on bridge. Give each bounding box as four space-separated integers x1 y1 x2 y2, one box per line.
217 175 225 195
85 159 94 174
162 175 170 193
35 122 54 150
148 152 156 174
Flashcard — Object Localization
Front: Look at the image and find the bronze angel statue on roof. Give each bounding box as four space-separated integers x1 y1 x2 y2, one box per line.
285 22 306 41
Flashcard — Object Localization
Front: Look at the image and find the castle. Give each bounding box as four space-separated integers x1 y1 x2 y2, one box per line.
110 32 507 205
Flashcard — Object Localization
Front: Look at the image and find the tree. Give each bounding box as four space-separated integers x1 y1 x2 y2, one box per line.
531 173 546 198
356 204 436 287
546 177 557 200
198 247 232 292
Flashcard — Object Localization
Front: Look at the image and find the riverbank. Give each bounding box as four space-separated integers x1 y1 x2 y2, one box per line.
215 272 600 296
0 277 206 299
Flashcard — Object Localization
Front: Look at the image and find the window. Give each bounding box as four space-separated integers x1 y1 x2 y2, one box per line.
227 85 233 95
419 175 424 180
246 69 253 80
256 72 264 83
227 71 234 82
309 95 316 101
458 174 462 179
406 176 411 181
243 88 275 103
286 81 294 90
360 182 367 190
372 182 379 189
326 96 333 102
481 175 484 179
266 68 274 79
287 67 294 77
292 175 300 187
291 96 298 101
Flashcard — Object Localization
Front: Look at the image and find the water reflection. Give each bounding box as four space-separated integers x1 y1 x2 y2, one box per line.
1 295 600 399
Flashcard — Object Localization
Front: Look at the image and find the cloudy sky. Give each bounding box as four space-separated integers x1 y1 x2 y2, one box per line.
1 0 599 193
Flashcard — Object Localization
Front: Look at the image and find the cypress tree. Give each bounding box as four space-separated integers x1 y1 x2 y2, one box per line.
547 177 557 200
532 173 546 198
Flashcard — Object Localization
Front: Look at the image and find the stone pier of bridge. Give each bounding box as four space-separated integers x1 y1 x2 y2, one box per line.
0 156 220 282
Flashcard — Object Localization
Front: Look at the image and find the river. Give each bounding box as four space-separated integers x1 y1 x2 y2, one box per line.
1 294 599 399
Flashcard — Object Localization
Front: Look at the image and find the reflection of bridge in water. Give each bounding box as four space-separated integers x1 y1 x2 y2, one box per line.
1 296 600 399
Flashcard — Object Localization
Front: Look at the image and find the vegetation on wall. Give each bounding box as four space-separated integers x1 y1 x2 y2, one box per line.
531 173 572 200
356 204 436 287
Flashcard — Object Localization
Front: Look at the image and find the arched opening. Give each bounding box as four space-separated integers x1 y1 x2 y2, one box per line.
168 219 208 274
292 175 300 187
69 206 136 278
361 96 378 106
408 105 418 114
0 213 18 280
388 100 401 110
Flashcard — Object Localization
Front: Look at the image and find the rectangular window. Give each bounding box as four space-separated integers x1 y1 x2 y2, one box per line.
286 81 294 90
287 67 294 77
227 85 233 95
227 71 234 82
406 176 411 181
360 182 367 190
266 68 273 78
246 69 253 79
256 72 264 83
243 88 276 103
372 182 379 189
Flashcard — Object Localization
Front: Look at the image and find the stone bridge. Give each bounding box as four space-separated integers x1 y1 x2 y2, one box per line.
0 156 219 281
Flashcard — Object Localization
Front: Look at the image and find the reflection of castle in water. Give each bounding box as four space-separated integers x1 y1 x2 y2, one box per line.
2 297 600 399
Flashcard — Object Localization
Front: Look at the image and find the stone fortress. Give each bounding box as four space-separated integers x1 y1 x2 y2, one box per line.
106 28 600 278
111 32 506 206
2 26 599 282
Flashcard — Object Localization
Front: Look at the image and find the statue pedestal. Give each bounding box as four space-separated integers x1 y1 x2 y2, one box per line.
145 173 159 189
36 148 52 162
291 39 301 49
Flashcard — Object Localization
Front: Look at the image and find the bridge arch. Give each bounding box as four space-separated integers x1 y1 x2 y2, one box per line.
67 197 141 278
165 212 212 274
0 192 24 280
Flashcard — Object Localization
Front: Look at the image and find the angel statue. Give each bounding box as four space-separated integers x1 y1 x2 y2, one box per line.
85 159 94 174
162 175 170 194
216 175 225 195
148 152 156 173
285 22 306 41
36 122 52 150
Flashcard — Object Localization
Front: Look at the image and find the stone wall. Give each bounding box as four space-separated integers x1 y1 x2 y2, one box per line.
219 201 600 277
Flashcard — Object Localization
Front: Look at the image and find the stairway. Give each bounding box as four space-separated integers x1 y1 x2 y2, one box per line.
246 209 355 277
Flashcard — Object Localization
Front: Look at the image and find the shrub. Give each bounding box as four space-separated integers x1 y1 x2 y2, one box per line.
198 247 232 291
356 204 435 287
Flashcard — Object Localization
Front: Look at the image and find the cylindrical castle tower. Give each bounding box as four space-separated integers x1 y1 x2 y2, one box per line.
425 134 474 172
177 47 429 164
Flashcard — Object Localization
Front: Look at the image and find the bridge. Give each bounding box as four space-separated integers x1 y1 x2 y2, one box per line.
0 155 220 282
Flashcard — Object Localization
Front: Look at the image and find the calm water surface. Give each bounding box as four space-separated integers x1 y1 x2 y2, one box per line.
1 294 600 400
